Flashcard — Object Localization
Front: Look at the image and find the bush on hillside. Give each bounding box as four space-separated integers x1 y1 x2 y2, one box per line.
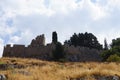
107 54 120 62
101 46 120 61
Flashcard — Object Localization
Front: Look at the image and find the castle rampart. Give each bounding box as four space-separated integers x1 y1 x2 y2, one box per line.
3 34 102 61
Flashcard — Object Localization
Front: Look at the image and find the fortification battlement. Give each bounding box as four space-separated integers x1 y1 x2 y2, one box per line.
30 34 45 47
5 44 25 48
4 34 45 49
3 34 102 61
5 44 11 48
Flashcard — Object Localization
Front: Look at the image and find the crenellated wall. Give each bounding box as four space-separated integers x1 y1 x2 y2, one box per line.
3 34 102 61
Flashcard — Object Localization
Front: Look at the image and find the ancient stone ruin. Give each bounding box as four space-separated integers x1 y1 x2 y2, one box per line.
3 34 54 60
3 34 102 61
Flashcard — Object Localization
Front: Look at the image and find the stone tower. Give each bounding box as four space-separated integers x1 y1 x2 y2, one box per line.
30 34 45 47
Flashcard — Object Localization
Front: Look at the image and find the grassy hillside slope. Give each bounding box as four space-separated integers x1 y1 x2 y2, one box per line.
0 57 120 80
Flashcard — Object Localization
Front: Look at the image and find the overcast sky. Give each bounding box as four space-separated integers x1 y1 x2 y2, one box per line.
0 0 120 56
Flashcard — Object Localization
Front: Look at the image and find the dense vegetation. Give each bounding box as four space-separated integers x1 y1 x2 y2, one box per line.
64 32 103 50
52 42 65 61
101 38 120 62
52 32 66 61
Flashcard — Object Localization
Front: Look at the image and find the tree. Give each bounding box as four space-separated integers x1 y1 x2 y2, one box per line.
70 33 78 47
101 37 120 61
52 42 65 61
52 31 58 44
104 38 108 50
64 32 103 50
111 38 120 48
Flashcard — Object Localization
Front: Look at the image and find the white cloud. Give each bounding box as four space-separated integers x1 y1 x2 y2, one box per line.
77 0 108 20
7 30 34 46
49 0 77 14
9 36 21 43
0 0 54 16
96 29 120 45
0 38 4 57
108 0 120 8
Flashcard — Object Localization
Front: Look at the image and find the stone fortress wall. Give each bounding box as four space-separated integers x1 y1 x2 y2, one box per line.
3 34 102 61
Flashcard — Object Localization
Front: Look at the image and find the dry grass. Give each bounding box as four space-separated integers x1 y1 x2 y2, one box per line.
0 57 120 80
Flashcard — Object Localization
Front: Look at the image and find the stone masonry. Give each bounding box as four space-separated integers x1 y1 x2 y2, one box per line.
3 34 102 61
3 34 54 60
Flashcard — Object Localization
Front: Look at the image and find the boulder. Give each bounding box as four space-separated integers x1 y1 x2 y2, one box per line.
0 74 7 80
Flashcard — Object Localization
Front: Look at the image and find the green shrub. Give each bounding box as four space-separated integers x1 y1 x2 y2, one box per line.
52 42 66 61
101 50 112 61
0 61 5 64
107 54 120 62
101 46 120 61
